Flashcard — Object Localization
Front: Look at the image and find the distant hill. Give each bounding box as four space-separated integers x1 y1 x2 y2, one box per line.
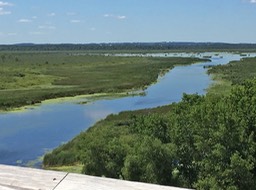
0 42 256 52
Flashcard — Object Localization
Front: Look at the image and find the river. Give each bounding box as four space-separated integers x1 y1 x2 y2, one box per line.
0 52 252 167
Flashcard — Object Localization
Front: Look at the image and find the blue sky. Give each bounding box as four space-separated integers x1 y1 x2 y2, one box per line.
0 0 256 44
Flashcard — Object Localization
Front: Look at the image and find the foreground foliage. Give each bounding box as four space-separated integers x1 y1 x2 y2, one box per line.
44 57 256 189
44 77 256 189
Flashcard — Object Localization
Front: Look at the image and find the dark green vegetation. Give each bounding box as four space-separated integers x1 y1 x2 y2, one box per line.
208 57 256 85
0 52 203 110
207 57 256 96
44 57 256 189
1 42 256 52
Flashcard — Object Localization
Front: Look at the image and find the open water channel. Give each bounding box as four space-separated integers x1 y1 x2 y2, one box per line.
0 52 252 167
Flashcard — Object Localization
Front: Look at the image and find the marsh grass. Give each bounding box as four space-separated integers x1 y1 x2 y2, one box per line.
46 164 84 173
0 52 203 110
206 74 232 96
207 57 256 95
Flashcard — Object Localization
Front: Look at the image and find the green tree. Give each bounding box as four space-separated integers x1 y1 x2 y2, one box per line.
129 114 170 143
82 137 128 178
122 137 177 185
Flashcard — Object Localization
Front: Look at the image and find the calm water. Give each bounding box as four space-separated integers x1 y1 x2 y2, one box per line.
0 53 251 167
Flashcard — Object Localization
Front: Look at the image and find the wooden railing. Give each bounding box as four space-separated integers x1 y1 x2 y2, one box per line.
0 164 192 190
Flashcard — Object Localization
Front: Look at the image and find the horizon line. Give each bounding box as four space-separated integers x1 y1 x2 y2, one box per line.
1 41 256 46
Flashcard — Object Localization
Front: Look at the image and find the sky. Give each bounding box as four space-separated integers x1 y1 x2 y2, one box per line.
0 0 256 44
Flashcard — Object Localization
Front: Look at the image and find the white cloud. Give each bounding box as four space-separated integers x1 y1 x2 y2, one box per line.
104 14 110 17
0 1 13 6
0 1 12 15
104 14 127 20
67 12 76 16
38 25 56 30
90 27 96 31
0 8 11 15
32 16 37 19
117 15 126 20
29 31 44 35
245 0 256 3
18 19 32 23
48 12 56 17
0 32 17 37
70 19 81 23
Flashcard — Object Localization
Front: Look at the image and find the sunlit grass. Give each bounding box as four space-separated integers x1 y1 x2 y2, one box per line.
207 74 232 96
46 164 84 174
0 52 204 110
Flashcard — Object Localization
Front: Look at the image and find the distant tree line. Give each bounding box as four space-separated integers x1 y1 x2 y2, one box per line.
1 42 256 52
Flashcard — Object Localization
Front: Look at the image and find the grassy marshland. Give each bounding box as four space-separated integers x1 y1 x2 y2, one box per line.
0 52 205 110
207 57 256 95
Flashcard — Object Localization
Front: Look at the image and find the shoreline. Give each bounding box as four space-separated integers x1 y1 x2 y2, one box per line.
42 71 231 174
0 58 207 114
0 90 141 114
206 73 232 96
0 55 223 170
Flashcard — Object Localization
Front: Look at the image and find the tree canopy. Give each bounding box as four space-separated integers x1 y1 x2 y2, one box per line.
43 57 256 189
43 78 256 189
